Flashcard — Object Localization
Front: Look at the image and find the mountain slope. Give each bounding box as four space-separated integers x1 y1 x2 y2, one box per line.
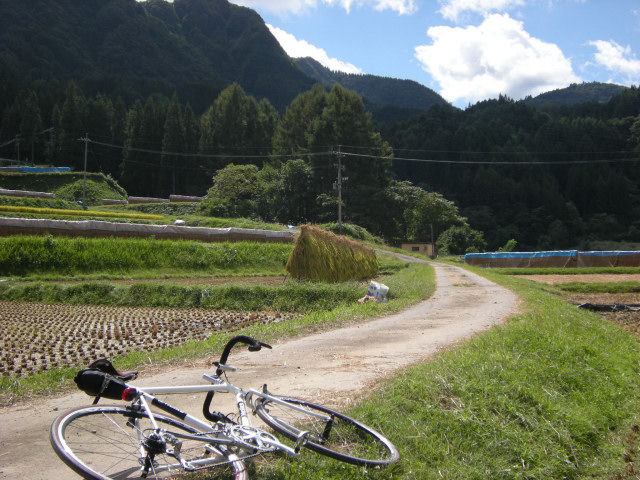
295 57 447 112
0 0 313 110
523 82 628 108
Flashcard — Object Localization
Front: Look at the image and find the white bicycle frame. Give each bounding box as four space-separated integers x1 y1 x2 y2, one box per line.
124 372 330 472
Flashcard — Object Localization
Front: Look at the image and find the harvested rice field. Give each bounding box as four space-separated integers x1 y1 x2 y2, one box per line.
515 273 640 284
0 302 296 377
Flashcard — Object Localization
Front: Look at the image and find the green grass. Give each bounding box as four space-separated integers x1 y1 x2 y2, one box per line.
0 236 293 277
0 280 365 312
256 269 640 480
488 267 640 275
0 171 125 198
0 262 435 399
556 281 640 294
0 195 82 210
318 222 385 245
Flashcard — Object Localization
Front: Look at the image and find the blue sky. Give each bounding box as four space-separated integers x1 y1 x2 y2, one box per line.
229 0 640 107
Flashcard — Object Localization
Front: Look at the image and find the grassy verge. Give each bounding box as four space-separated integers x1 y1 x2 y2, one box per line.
0 280 365 312
0 204 162 219
0 236 293 277
489 267 640 275
556 281 640 294
257 269 640 479
0 262 435 400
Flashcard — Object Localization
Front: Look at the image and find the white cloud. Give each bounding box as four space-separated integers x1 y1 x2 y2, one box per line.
267 24 362 73
439 0 524 21
230 0 416 15
414 14 580 104
589 40 640 81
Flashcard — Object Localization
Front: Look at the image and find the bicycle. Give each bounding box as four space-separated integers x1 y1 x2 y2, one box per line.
50 335 400 479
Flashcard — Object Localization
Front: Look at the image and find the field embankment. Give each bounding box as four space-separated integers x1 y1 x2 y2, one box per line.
0 236 293 278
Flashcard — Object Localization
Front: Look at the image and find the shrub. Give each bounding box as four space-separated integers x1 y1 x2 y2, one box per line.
437 225 486 255
286 225 378 282
55 179 123 206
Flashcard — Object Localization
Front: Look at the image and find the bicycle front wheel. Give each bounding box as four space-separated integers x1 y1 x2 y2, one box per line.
50 404 247 480
255 396 399 467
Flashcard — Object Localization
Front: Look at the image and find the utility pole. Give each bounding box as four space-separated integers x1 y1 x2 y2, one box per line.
81 134 88 206
334 146 347 232
15 135 20 164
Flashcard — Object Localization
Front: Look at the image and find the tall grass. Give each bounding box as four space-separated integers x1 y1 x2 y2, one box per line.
0 236 293 276
287 225 378 282
0 280 364 312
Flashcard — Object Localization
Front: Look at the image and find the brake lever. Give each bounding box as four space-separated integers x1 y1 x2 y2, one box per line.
248 341 272 352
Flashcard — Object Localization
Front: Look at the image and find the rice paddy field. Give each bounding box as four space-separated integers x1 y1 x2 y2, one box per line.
0 302 295 377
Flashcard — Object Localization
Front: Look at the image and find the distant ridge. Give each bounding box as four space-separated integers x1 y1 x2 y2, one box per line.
294 57 447 112
0 0 314 110
523 82 628 108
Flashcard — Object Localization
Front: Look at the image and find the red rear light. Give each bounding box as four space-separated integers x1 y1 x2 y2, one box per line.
122 387 137 401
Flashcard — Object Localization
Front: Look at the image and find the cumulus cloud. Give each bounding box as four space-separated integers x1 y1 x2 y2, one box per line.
439 0 524 21
414 13 579 104
267 24 362 73
589 40 640 81
231 0 416 15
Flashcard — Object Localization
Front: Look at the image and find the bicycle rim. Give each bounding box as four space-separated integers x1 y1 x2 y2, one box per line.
255 396 399 467
50 404 247 480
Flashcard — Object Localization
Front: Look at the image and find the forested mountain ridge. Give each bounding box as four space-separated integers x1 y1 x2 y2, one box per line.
523 82 627 109
383 89 640 250
0 0 313 111
295 57 447 112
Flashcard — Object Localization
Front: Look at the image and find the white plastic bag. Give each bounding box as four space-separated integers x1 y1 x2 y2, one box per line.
367 281 389 303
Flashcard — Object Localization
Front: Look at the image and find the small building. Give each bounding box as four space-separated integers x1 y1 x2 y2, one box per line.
400 242 434 257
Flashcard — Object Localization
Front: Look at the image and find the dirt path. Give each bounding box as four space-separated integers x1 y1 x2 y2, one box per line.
0 262 517 480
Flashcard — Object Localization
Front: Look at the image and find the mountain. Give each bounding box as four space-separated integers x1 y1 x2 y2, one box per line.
294 57 447 115
523 82 628 109
0 0 314 110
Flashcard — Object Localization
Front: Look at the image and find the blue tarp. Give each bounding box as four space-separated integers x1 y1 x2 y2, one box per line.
579 250 640 256
0 166 71 173
465 250 577 260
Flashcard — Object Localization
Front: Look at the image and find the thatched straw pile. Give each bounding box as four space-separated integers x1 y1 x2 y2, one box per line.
286 225 378 282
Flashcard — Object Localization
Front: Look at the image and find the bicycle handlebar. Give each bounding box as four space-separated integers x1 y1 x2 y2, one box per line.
216 335 271 376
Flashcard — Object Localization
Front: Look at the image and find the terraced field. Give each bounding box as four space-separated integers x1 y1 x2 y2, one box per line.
0 302 295 376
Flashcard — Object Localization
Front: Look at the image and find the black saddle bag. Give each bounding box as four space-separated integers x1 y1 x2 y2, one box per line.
74 369 128 403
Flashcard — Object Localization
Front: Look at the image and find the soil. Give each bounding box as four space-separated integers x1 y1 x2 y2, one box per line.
0 260 517 480
515 274 640 285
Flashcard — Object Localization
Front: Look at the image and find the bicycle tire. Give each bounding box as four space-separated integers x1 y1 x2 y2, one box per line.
255 396 399 467
50 404 247 480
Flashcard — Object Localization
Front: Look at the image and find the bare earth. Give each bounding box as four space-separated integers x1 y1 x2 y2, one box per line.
515 273 640 284
0 261 517 480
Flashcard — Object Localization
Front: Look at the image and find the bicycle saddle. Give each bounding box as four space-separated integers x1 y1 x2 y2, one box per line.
88 359 139 381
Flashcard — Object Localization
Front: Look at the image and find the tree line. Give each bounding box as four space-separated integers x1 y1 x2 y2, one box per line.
0 82 478 250
3 80 640 251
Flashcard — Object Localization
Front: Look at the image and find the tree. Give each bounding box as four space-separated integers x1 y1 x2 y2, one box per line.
198 164 261 218
437 225 486 255
162 93 184 195
272 84 392 230
19 90 42 163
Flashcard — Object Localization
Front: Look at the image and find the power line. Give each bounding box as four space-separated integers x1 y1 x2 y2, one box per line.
85 138 332 160
338 144 636 156
340 151 640 165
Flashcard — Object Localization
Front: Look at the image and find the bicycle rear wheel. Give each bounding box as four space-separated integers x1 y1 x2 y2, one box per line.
255 396 399 467
50 404 247 480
